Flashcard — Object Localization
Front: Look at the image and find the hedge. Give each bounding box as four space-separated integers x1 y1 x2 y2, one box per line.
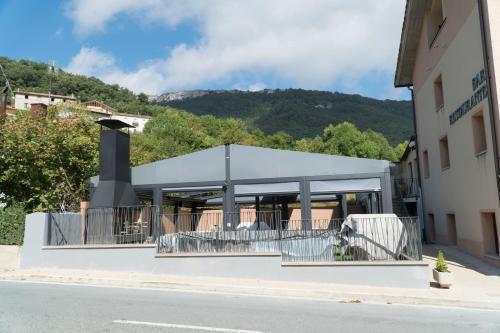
0 203 26 245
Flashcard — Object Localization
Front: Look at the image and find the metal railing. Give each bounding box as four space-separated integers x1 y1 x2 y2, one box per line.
158 214 422 262
45 208 422 262
46 212 82 246
45 206 159 246
394 178 419 199
282 216 421 262
159 210 283 234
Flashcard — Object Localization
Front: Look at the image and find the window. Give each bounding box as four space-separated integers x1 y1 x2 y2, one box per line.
24 95 28 99
472 110 487 155
427 0 445 47
434 74 444 111
51 97 55 102
439 136 450 170
24 103 28 109
423 150 430 179
481 212 499 255
446 214 457 245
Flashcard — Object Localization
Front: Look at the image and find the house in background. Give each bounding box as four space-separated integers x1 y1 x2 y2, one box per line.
12 93 151 133
395 0 500 265
13 90 76 110
83 100 151 133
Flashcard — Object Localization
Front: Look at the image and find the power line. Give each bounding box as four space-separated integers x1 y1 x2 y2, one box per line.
0 63 14 98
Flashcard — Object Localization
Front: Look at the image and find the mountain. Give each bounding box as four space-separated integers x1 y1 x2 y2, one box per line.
0 56 412 144
152 89 413 145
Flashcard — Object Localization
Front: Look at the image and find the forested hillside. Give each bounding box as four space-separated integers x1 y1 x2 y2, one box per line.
1 57 412 144
157 89 413 145
0 56 160 116
0 56 409 230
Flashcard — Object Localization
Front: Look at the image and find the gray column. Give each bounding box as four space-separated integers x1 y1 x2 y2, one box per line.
300 179 312 230
255 196 261 228
153 187 163 238
222 144 235 230
174 201 180 233
223 184 235 230
382 169 393 213
340 195 348 219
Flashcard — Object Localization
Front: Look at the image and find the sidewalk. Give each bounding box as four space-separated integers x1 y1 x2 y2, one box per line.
1 244 500 310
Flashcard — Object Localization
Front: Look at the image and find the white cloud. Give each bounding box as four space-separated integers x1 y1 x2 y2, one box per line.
65 0 406 97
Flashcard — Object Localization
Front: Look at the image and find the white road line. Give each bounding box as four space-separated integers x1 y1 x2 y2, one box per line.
112 319 264 333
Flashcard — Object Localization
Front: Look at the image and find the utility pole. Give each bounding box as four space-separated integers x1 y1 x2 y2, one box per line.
0 85 7 124
48 60 56 104
0 63 14 97
0 63 13 124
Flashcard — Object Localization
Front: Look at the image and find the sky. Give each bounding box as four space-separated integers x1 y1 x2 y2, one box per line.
0 0 409 100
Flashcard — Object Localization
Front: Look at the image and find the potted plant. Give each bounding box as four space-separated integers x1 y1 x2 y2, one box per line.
433 251 453 288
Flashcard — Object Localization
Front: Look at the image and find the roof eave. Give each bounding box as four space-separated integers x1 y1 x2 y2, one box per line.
394 0 430 87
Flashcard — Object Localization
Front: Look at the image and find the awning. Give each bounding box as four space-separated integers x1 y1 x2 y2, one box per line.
310 178 381 194
235 182 300 196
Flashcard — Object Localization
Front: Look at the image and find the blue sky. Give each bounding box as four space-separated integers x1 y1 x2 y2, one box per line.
0 0 409 100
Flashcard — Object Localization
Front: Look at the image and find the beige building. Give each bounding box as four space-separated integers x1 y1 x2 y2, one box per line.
13 90 76 110
395 0 500 265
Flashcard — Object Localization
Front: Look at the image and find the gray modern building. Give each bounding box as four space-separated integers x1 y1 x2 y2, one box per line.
89 144 393 230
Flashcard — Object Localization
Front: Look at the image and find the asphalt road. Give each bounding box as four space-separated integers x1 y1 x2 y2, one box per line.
1 281 500 333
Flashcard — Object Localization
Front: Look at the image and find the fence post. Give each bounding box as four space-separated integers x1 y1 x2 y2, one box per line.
80 201 89 245
45 211 52 246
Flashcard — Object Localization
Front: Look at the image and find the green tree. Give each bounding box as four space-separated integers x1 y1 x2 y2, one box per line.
0 110 99 211
394 141 409 161
137 92 149 104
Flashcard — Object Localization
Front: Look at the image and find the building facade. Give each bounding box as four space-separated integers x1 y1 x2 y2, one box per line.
82 100 151 133
13 91 76 110
395 0 500 265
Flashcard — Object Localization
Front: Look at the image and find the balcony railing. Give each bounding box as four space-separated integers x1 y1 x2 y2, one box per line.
394 178 419 199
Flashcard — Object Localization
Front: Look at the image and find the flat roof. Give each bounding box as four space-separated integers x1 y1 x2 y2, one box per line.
14 90 76 100
90 144 390 188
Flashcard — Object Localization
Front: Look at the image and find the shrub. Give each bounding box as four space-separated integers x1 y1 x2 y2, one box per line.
0 203 26 245
435 250 449 272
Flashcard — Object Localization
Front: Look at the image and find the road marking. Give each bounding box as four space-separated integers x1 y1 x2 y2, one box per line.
112 319 263 333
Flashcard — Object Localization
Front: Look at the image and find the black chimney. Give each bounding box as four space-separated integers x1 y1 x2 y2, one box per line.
90 119 139 208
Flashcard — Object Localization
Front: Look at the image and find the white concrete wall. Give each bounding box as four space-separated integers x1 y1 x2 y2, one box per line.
19 213 429 288
111 114 150 133
413 3 500 257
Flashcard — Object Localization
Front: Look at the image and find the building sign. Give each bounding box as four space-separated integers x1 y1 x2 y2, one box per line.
449 69 488 125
